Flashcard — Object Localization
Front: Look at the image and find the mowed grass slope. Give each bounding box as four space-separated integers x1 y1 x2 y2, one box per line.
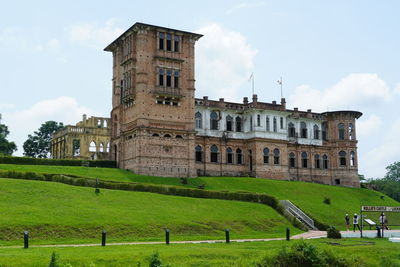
2 164 399 229
0 178 297 246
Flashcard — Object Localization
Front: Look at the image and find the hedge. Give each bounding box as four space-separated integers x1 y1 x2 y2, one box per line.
0 169 322 230
0 156 116 168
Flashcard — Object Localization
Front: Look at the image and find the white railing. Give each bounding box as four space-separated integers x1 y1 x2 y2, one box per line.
280 200 317 230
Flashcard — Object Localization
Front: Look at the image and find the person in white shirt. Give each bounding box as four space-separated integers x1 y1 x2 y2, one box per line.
379 212 389 230
353 213 361 232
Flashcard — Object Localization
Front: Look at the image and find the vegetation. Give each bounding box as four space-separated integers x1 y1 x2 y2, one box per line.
0 178 296 245
367 161 400 202
23 121 64 158
0 157 116 168
0 239 398 266
1 163 399 230
0 123 17 155
327 226 341 239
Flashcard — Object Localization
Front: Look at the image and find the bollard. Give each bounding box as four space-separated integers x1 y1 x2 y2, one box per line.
286 227 290 241
376 226 381 238
165 229 170 245
225 229 230 243
23 231 29 249
102 230 106 246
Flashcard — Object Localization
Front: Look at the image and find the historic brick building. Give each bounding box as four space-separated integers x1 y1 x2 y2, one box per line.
51 115 110 160
104 22 362 187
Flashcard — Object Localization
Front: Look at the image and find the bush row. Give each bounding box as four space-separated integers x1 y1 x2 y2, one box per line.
0 169 281 212
0 156 116 168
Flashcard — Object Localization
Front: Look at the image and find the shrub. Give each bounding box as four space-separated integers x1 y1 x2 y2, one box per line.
327 226 341 239
323 197 331 205
147 252 171 267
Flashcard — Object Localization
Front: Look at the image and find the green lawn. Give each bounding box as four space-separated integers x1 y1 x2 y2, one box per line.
0 178 297 246
0 239 398 266
1 164 399 230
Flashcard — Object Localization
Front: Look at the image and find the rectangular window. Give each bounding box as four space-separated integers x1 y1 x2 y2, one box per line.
174 36 180 52
302 159 308 168
226 120 232 131
166 70 172 87
237 154 243 164
159 33 165 50
227 153 233 164
274 156 279 165
290 157 295 168
264 155 269 164
166 34 172 51
315 159 320 168
196 151 202 162
174 71 180 88
280 117 284 129
211 152 218 163
257 115 261 126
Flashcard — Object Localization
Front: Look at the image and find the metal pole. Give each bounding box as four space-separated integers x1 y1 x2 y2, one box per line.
225 229 230 243
165 229 170 245
360 209 363 238
23 231 29 249
102 230 106 246
286 227 290 241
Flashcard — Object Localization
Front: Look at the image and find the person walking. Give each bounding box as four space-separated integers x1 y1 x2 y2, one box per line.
380 212 389 230
345 214 350 231
353 213 361 232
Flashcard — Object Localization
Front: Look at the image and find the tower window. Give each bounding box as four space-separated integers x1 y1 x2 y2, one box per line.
195 112 202 129
339 151 347 166
257 114 261 126
236 148 243 164
159 33 165 50
314 154 320 168
288 122 295 138
195 145 203 162
280 117 284 129
226 115 233 131
300 122 307 138
338 123 345 140
174 35 180 52
210 111 219 130
350 151 356 166
274 148 280 165
323 154 329 169
263 148 269 164
313 125 320 139
266 116 270 131
322 122 327 141
166 70 172 87
174 71 180 88
158 69 164 86
273 117 277 132
226 147 233 164
235 116 242 132
166 34 172 51
349 123 354 140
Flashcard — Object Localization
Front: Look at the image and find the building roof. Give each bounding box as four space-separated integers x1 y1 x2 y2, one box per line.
104 22 203 52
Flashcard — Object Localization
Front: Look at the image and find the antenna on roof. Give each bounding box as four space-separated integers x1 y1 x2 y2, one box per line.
249 72 255 95
277 76 283 99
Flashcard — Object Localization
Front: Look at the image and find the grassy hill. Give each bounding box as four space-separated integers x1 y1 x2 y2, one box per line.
0 178 296 246
1 163 399 230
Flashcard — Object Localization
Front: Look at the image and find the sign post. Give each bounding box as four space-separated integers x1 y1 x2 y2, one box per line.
361 206 400 238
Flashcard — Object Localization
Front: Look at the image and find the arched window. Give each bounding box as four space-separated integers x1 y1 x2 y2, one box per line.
338 123 345 140
349 123 354 140
236 148 243 164
273 148 280 165
266 116 270 131
99 143 104 152
164 134 171 138
176 135 183 139
350 151 356 166
300 122 307 138
280 117 284 129
257 114 261 126
263 148 269 164
235 116 242 132
195 112 202 129
195 145 203 162
301 152 308 168
289 152 296 168
226 115 233 132
226 147 233 164
339 151 347 166
210 111 219 130
323 155 329 169
210 145 218 163
273 117 277 132
314 154 320 168
152 133 160 137
322 122 327 141
89 141 96 152
288 122 295 138
313 125 320 139
106 143 110 153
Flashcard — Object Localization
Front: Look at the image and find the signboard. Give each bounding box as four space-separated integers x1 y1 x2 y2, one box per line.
361 206 400 212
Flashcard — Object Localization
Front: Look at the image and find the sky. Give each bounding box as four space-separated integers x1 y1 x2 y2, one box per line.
1 0 399 178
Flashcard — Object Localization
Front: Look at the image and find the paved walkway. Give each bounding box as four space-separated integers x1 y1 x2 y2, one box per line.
0 231 330 249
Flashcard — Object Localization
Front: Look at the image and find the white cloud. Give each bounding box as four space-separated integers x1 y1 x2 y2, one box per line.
356 114 382 137
195 23 258 101
289 73 391 112
360 119 400 178
394 83 400 95
226 1 267 14
0 27 28 50
3 97 97 156
68 19 123 48
35 38 60 52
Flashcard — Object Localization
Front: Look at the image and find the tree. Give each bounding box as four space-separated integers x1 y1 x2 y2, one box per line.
384 161 400 182
0 123 17 155
23 121 64 158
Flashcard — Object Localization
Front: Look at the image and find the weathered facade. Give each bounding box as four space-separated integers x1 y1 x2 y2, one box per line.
51 115 111 160
105 22 362 187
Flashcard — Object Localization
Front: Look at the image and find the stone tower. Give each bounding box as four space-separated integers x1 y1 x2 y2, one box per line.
104 22 202 177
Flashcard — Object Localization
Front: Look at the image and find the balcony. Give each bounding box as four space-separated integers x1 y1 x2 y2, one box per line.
153 86 183 98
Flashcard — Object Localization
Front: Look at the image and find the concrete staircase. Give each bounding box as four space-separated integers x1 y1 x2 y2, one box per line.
280 200 318 230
